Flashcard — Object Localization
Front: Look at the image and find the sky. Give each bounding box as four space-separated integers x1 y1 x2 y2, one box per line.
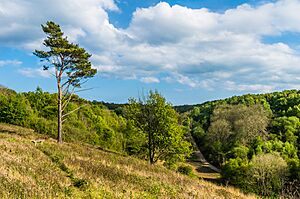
1 0 300 105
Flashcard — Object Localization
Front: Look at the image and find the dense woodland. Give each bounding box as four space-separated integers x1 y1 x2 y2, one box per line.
0 86 125 150
187 90 300 196
1 85 300 197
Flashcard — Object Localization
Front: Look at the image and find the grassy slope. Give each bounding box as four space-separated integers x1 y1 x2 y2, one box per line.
0 123 255 199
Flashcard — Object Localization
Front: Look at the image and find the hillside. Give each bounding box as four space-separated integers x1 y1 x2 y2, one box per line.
0 123 254 199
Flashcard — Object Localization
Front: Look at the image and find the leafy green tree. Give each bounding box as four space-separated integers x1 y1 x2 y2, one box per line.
34 21 97 143
205 104 269 165
122 119 147 156
222 157 250 189
0 94 32 126
208 104 270 146
125 90 192 164
272 116 299 144
25 87 57 119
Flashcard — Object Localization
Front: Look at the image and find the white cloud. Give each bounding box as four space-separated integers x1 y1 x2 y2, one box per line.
2 0 300 93
0 60 22 67
224 81 275 92
126 2 218 44
18 68 55 78
140 77 160 83
0 0 120 49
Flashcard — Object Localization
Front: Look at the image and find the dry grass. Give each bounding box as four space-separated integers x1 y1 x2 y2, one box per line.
0 123 257 198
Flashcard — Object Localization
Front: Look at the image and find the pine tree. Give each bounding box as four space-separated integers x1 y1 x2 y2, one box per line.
34 21 97 143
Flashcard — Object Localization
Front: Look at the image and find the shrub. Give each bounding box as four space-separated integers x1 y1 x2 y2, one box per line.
29 116 57 138
222 158 249 189
0 94 33 126
177 165 193 176
247 153 289 197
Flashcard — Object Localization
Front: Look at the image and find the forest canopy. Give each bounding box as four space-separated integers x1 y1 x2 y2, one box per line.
188 90 300 197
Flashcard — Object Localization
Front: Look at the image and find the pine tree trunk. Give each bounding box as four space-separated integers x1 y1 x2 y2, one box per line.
57 82 62 143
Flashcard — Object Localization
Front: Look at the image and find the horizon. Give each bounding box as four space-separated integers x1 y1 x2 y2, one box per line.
1 0 300 105
3 83 299 107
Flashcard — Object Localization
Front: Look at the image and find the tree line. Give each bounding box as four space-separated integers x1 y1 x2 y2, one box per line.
0 86 191 167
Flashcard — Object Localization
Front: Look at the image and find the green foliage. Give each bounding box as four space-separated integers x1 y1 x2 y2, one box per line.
0 88 127 153
122 119 147 157
222 158 250 188
24 87 57 119
29 116 57 137
223 153 290 197
205 104 269 165
0 87 194 171
208 104 269 145
187 90 300 197
125 90 192 165
0 94 32 126
191 125 206 148
0 86 16 96
34 21 97 87
288 158 300 180
230 146 249 159
271 116 300 144
177 165 193 176
247 153 289 196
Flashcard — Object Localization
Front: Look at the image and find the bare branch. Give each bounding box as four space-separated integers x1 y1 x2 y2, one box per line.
61 80 72 91
62 104 88 119
62 86 76 112
62 81 94 110
74 87 94 93
62 81 71 95
50 72 56 78
79 79 89 86
62 118 68 124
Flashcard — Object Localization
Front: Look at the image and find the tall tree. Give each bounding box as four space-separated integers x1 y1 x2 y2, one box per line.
34 21 97 143
206 104 270 165
125 90 191 165
208 104 270 146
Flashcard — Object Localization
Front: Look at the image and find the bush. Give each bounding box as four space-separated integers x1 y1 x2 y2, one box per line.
288 158 300 180
177 165 193 176
223 153 290 197
0 94 33 126
247 153 289 197
222 158 249 189
29 116 57 138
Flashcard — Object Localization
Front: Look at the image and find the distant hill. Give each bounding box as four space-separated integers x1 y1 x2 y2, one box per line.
0 123 254 198
175 89 300 113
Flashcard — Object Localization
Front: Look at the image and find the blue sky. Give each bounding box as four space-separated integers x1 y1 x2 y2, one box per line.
1 0 300 105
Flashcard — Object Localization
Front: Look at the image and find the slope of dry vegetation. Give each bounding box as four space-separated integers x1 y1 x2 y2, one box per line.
0 123 255 198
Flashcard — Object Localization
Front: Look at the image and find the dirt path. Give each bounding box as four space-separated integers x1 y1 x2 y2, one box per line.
187 136 223 184
192 150 221 173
